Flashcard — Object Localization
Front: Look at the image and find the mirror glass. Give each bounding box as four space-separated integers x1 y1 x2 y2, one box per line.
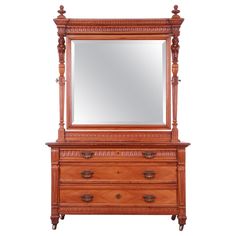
71 40 166 125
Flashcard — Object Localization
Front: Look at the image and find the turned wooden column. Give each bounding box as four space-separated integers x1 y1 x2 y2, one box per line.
54 5 67 142
171 5 181 142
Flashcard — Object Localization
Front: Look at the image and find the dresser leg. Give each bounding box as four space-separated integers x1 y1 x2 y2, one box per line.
60 214 65 220
51 216 59 230
178 215 187 231
179 224 184 231
171 215 176 220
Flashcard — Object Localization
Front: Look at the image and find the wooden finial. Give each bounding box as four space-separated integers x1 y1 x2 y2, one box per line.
57 5 66 19
172 5 180 18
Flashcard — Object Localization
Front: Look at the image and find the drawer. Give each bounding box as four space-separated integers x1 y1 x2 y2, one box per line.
60 149 177 162
60 163 176 183
60 185 177 206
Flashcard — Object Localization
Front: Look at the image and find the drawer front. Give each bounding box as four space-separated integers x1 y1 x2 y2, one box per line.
60 187 176 206
60 149 176 162
60 163 176 183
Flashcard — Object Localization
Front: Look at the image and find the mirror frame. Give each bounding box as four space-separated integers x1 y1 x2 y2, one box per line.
66 34 171 130
54 11 184 141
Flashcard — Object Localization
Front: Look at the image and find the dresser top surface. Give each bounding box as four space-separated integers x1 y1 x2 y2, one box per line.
46 141 190 148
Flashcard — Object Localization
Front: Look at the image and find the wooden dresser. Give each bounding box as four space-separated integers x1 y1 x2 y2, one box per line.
47 5 190 231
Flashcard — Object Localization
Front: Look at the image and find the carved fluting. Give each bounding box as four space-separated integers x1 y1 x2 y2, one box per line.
60 150 176 158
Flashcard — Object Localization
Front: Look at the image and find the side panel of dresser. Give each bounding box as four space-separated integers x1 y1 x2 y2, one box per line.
177 148 186 226
51 148 59 225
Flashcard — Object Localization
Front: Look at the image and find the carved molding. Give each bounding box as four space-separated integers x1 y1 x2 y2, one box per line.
57 33 66 64
66 132 171 139
60 150 176 158
54 5 183 36
59 206 178 214
67 18 181 26
66 26 173 34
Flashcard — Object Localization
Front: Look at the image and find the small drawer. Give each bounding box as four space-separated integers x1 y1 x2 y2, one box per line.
60 163 177 184
60 149 176 162
60 185 177 206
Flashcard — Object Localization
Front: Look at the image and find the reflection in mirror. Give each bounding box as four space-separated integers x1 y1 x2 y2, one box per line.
71 40 166 125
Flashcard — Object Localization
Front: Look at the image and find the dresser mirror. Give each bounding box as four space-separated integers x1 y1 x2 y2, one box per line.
67 37 171 129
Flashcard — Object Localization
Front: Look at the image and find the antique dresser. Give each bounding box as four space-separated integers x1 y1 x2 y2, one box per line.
47 5 190 231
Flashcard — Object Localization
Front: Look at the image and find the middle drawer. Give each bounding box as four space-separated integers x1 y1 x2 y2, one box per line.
60 163 177 184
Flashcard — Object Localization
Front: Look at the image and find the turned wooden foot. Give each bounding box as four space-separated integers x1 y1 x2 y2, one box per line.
178 215 187 231
51 216 59 230
171 215 176 221
60 214 65 220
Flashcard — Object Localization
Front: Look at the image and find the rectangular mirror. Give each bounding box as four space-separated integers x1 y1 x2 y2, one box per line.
68 38 170 129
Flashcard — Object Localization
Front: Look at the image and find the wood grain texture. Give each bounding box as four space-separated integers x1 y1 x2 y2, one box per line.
60 163 177 184
60 187 177 206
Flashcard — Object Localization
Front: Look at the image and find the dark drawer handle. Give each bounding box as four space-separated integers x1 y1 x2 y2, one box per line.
142 151 156 159
81 170 94 179
81 194 94 202
143 195 156 203
143 170 156 179
81 151 94 159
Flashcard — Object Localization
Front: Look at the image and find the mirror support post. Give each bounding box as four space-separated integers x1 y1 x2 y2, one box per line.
54 6 67 142
171 5 181 142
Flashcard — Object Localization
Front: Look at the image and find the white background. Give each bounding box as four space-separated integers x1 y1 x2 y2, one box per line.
0 0 236 235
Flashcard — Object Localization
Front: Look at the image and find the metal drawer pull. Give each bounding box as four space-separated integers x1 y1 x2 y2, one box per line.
143 195 156 203
81 194 94 202
142 151 156 159
81 170 94 179
81 151 94 159
143 170 156 179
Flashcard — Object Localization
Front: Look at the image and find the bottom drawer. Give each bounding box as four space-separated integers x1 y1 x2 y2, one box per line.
60 186 176 206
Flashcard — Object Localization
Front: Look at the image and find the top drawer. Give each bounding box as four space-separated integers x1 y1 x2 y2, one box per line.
60 149 176 162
